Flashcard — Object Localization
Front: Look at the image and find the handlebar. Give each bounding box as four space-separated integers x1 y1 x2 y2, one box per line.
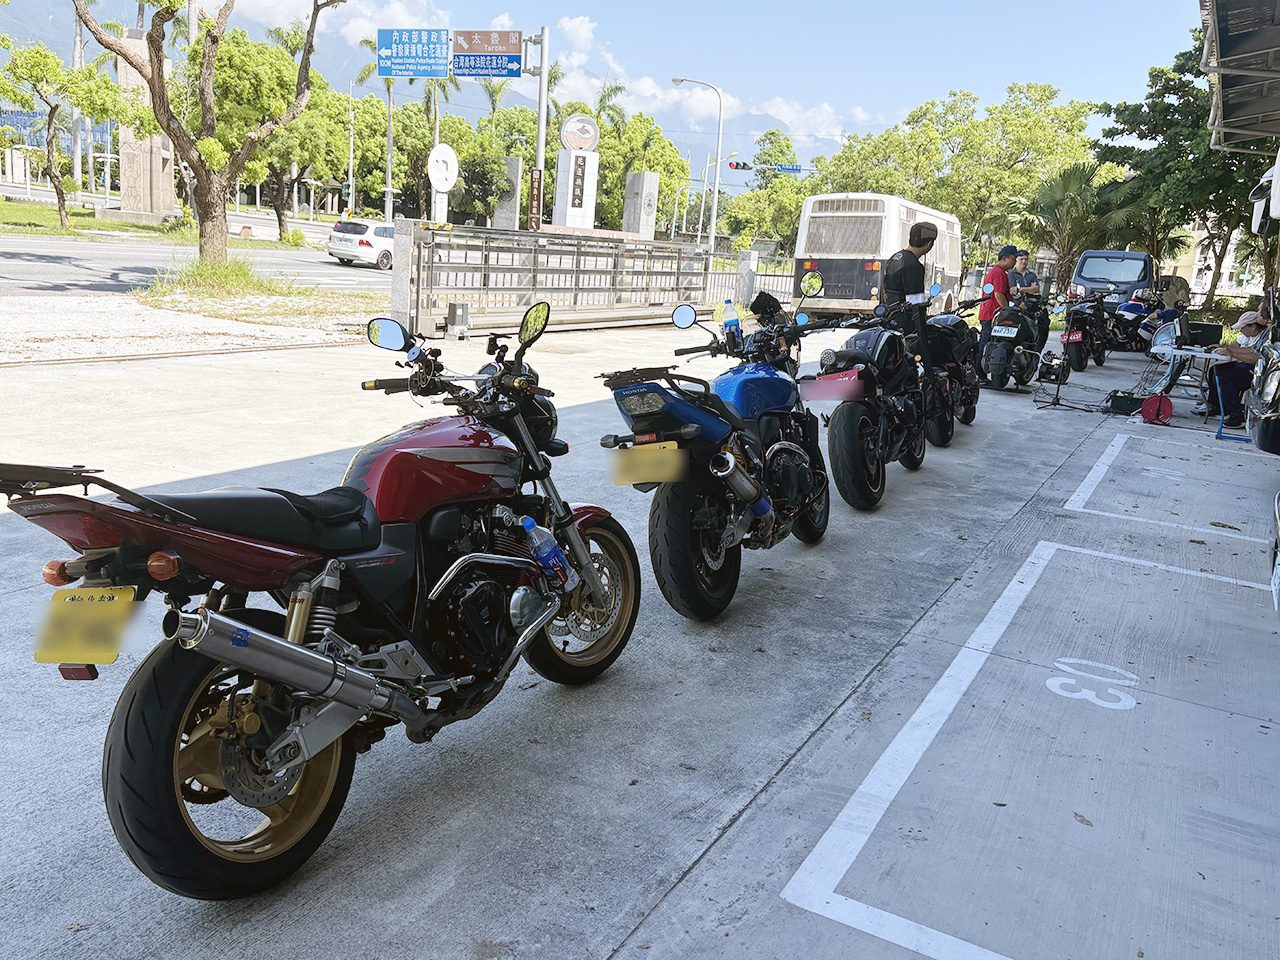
362 378 411 394
674 342 716 357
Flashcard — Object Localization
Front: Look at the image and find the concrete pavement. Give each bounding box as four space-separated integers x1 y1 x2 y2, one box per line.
0 331 1275 960
0 233 389 295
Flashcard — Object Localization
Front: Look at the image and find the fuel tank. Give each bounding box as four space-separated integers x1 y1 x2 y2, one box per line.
343 415 522 524
712 363 799 421
842 328 909 382
926 314 977 364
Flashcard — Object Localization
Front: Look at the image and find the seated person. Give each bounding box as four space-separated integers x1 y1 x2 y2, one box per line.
1202 310 1271 427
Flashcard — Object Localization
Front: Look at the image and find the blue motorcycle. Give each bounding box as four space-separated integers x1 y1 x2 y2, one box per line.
599 274 832 620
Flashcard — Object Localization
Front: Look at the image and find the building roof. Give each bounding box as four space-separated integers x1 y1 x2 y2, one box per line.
1202 0 1280 153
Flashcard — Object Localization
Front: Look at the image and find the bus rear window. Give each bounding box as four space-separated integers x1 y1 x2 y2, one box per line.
804 217 881 258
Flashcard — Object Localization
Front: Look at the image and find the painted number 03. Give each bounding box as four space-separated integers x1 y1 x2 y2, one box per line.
1045 657 1138 710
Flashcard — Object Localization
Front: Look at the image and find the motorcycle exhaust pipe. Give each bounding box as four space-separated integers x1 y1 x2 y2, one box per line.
165 608 431 741
709 450 773 520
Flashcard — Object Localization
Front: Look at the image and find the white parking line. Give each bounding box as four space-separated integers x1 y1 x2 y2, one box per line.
1063 434 1269 544
780 540 1269 958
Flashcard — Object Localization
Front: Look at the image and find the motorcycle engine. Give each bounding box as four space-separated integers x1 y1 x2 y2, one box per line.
765 441 812 509
438 578 517 677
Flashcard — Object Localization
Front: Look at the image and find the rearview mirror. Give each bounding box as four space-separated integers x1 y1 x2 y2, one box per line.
873 304 886 318
367 317 410 352
929 282 942 298
672 303 698 329
982 283 995 295
520 302 550 346
799 271 824 297
796 312 810 326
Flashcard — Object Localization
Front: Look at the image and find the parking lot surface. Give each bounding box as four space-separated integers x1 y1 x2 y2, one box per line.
1 328 1274 960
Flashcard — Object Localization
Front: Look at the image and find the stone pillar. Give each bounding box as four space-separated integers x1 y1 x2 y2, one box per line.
111 31 177 225
622 171 659 240
492 156 522 231
392 216 415 332
551 148 598 229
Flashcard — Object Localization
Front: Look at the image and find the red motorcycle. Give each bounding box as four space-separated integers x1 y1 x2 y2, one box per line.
1 303 640 900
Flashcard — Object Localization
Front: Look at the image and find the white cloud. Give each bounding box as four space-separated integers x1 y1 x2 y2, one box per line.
489 12 514 30
557 15 596 53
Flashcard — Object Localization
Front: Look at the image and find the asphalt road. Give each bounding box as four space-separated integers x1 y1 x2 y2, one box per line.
0 233 391 295
1 331 1275 960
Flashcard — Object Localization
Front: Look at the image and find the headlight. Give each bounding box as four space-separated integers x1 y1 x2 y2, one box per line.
820 348 837 372
617 391 667 416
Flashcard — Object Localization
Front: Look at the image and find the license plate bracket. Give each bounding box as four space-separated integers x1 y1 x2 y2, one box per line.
36 586 137 666
992 325 1020 338
613 441 686 485
1063 330 1084 343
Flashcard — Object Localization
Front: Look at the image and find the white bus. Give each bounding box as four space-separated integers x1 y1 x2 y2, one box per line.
794 193 963 315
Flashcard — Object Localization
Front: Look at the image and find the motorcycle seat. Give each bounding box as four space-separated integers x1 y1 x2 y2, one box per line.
149 485 380 554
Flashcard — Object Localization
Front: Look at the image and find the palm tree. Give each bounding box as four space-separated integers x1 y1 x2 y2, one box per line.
545 60 564 129
1118 201 1192 266
593 79 627 140
356 36 395 221
1009 162 1138 293
411 74 461 146
266 19 307 58
480 77 509 116
1232 229 1277 291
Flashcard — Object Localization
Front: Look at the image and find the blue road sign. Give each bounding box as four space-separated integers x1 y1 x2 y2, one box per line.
376 28 449 78
775 163 803 174
452 53 522 78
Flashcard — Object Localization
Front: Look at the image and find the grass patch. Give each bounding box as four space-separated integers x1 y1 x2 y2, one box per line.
146 256 300 299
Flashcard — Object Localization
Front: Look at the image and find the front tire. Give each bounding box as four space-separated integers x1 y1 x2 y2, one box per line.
649 478 741 621
1092 341 1107 366
526 517 641 684
900 423 927 471
103 634 355 900
828 401 886 509
959 403 977 425
376 250 393 271
791 451 830 544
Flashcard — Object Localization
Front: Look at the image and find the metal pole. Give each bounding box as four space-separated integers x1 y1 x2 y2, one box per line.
71 15 82 197
534 25 549 173
384 82 394 224
347 82 355 215
709 85 724 257
696 153 710 246
291 160 299 217
187 0 196 45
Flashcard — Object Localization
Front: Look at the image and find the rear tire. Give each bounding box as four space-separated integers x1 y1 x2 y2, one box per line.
103 633 355 900
1065 343 1087 371
376 250 393 271
1092 342 1107 366
828 401 886 509
925 407 954 447
791 451 830 544
1014 359 1036 386
900 423 927 471
337 258 353 265
526 517 641 685
991 369 1010 390
649 478 741 621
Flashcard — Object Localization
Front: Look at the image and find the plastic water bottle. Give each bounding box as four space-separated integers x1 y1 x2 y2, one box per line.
722 299 741 352
521 517 581 592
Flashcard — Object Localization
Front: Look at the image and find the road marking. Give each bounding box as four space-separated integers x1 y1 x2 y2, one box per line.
780 540 1268 958
1063 434 1269 543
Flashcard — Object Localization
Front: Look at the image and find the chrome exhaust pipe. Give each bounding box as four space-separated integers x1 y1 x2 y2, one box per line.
709 450 773 520
166 608 431 741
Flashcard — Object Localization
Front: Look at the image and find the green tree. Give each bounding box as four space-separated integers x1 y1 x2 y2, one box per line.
824 84 1093 267
266 19 308 57
450 131 508 223
414 74 460 146
480 77 509 116
749 129 797 189
595 113 687 231
1097 32 1271 304
260 87 346 239
1116 195 1193 266
1 42 137 228
479 105 537 219
73 0 343 261
1233 229 1278 291
722 175 809 255
1009 162 1138 293
593 80 627 141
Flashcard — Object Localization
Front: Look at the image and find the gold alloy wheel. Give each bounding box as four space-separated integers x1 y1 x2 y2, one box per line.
548 526 638 667
173 663 345 863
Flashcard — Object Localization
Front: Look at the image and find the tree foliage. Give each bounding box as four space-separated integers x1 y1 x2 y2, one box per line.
595 113 687 231
749 129 797 190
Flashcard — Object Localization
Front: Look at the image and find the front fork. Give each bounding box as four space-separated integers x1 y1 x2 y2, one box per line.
509 411 609 607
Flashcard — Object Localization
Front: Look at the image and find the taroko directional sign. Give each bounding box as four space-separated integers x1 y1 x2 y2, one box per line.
452 30 522 77
376 28 449 78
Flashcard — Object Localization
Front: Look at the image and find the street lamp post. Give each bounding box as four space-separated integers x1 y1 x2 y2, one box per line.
695 151 736 247
672 76 724 256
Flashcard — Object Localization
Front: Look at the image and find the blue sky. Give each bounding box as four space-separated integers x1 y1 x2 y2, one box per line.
7 0 1201 188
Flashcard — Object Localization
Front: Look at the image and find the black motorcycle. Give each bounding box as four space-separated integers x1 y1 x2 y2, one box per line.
1063 293 1109 371
984 302 1042 390
805 305 928 509
924 290 986 425
1016 294 1051 352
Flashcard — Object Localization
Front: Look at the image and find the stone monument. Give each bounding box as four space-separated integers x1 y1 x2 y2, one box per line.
622 170 659 240
552 113 600 229
101 31 177 226
492 156 522 230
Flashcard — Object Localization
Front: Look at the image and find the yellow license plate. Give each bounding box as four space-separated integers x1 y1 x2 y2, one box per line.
35 587 137 665
613 441 686 485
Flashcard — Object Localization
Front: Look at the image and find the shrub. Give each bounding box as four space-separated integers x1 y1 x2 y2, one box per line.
283 228 306 247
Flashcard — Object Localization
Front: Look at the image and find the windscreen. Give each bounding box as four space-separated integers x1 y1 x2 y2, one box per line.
1076 256 1147 284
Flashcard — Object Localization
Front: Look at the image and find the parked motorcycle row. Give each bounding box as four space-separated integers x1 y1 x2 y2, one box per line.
0 268 1181 901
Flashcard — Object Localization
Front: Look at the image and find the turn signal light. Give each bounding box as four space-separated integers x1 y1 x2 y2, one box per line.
146 551 182 581
42 560 73 586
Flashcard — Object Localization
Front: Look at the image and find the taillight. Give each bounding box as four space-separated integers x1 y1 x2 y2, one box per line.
27 512 123 549
146 551 182 581
359 239 373 248
42 560 73 586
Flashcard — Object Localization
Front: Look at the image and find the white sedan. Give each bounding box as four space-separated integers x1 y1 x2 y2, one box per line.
327 219 394 270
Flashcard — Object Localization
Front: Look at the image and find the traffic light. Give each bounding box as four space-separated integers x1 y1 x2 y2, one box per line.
727 161 752 170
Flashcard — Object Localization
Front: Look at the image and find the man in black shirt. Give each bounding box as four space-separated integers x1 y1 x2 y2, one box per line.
880 221 939 365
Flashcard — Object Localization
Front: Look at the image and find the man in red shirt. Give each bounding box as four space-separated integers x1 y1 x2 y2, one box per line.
976 245 1017 381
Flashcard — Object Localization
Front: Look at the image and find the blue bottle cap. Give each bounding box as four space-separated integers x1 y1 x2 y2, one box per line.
521 516 536 531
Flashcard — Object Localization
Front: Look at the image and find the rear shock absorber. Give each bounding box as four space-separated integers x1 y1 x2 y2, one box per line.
306 561 343 643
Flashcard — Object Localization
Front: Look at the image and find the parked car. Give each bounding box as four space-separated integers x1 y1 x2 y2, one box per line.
327 219 394 270
1069 250 1158 316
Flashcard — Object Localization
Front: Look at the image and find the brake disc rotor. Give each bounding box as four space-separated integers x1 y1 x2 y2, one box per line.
219 739 301 808
550 549 621 646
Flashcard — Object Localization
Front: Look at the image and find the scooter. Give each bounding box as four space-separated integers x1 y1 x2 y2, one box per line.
600 274 831 621
984 299 1041 390
0 303 641 900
